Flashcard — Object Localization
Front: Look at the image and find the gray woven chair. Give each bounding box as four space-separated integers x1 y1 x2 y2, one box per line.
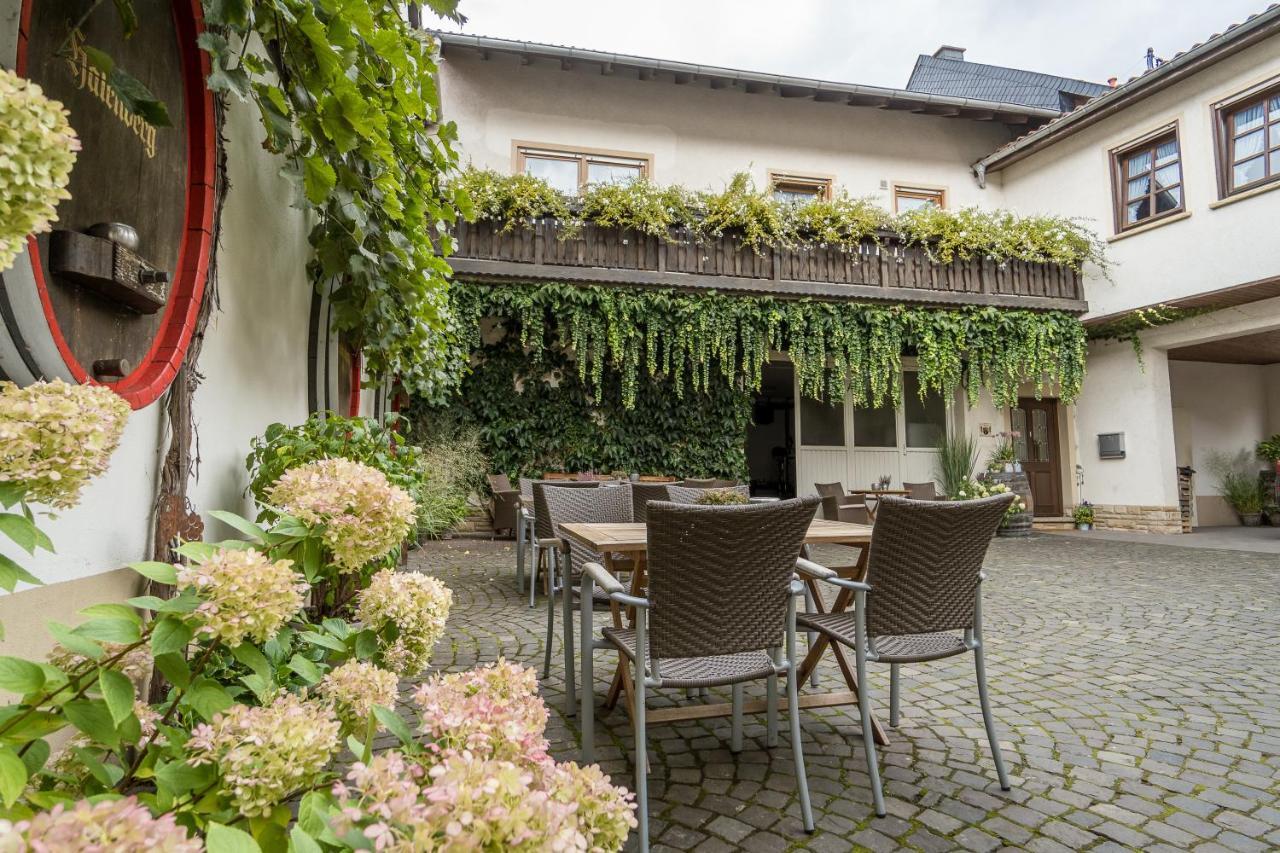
903 481 938 501
528 480 599 607
515 478 536 594
665 484 751 504
796 492 1015 817
580 497 822 850
630 482 673 523
536 482 633 716
486 473 520 538
815 481 872 524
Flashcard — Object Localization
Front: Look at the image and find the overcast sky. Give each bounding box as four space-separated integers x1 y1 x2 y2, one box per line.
434 0 1268 89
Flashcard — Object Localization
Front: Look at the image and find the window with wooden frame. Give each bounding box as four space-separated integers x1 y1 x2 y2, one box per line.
514 144 650 195
769 172 833 203
893 185 946 213
1111 128 1184 230
1216 84 1280 196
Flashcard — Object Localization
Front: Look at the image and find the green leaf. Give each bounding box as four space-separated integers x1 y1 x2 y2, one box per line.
209 510 268 543
186 678 234 721
0 484 26 508
303 156 337 205
0 512 41 553
62 699 119 748
204 0 250 27
297 790 338 842
372 705 413 746
0 747 28 807
155 759 216 795
0 553 42 591
111 0 138 36
46 622 103 661
126 595 168 611
153 652 191 689
230 643 271 679
298 631 347 654
151 616 193 656
288 826 323 853
129 561 178 585
286 654 323 685
19 738 49 778
176 542 218 562
98 668 135 725
207 822 262 853
0 656 46 694
108 65 172 126
81 603 142 625
74 617 140 644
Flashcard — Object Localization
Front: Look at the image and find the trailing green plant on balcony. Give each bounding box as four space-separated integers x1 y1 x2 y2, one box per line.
452 168 1108 271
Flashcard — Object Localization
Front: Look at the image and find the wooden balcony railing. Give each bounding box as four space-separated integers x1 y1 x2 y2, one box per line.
448 219 1087 312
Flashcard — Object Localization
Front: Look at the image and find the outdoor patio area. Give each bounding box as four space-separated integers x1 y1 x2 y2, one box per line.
415 534 1280 852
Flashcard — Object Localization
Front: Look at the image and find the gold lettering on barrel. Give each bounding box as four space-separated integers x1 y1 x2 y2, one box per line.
63 30 158 159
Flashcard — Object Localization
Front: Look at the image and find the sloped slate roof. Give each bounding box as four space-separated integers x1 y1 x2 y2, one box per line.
906 54 1109 112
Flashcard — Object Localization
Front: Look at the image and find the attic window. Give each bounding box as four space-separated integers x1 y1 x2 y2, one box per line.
893 185 946 212
1111 127 1183 231
515 143 650 195
769 172 833 203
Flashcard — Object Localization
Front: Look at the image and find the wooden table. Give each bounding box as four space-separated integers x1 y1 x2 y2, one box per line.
559 519 889 744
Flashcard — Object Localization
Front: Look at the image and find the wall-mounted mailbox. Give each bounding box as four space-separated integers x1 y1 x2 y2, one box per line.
1098 432 1126 459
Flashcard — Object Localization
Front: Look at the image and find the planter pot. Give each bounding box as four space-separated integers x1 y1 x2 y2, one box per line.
1239 513 1263 527
998 512 1033 538
1003 463 1014 473
1013 462 1023 472
1075 522 1092 531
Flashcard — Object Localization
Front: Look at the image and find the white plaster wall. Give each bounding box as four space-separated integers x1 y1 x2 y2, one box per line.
1073 341 1179 507
440 50 1013 206
0 98 313 590
1168 360 1269 497
996 35 1280 318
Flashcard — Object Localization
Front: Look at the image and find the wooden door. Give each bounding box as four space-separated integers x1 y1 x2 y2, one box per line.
1012 398 1063 517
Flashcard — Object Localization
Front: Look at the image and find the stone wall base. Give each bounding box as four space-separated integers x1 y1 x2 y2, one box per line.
1093 504 1183 534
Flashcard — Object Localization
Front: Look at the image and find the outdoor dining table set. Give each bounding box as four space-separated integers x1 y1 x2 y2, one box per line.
512 478 1015 851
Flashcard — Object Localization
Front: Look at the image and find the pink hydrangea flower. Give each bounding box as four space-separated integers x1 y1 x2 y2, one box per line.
355 570 452 676
177 546 307 647
413 659 550 766
317 660 399 728
0 796 199 852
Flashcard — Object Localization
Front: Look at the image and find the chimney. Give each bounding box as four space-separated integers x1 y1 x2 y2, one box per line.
933 45 966 62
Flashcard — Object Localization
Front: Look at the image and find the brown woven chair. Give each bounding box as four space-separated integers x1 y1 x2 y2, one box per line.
528 480 600 608
536 483 633 716
796 492 1016 817
815 481 872 524
486 474 520 538
665 484 751 505
679 477 717 488
903 481 938 501
630 482 673 523
580 497 822 849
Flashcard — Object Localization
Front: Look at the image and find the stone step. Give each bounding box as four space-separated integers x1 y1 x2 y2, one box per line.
1033 516 1076 531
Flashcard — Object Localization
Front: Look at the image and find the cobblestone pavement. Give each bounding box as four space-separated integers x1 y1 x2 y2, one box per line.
412 534 1280 852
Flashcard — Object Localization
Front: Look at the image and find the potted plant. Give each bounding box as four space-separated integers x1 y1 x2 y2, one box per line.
1208 449 1266 526
1072 501 1095 531
988 439 1017 474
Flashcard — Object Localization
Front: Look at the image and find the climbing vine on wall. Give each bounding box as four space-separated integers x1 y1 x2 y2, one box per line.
448 282 1088 411
1086 303 1210 365
408 336 752 480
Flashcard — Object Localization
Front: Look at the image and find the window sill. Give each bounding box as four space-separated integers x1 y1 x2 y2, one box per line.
1107 210 1191 243
1208 178 1280 209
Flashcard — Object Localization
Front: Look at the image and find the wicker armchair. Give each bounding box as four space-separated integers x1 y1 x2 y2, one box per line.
535 483 633 716
515 478 536 594
796 493 1015 817
665 484 751 505
903 481 938 501
580 497 822 850
527 480 599 607
486 474 520 538
630 482 673 523
814 482 872 525
679 477 717 488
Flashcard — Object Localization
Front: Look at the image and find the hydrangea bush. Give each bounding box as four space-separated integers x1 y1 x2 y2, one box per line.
317 659 399 729
267 457 417 572
355 568 452 675
952 478 1027 523
0 379 130 509
413 659 549 764
0 70 79 272
177 546 307 646
0 797 200 853
186 693 341 818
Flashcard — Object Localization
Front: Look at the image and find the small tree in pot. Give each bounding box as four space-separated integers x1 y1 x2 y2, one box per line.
1208 449 1267 527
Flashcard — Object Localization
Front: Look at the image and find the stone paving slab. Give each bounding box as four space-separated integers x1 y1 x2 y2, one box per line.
412 534 1280 851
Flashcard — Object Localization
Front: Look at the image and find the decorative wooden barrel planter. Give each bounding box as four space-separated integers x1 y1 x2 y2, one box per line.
0 0 215 409
985 471 1035 538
